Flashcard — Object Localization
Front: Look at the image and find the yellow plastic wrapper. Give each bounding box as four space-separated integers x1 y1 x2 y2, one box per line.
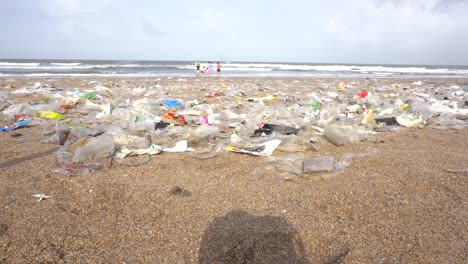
361 109 376 124
261 95 276 101
36 110 67 120
339 82 346 89
226 146 235 152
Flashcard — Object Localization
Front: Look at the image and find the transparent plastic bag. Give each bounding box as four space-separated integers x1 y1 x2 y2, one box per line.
323 124 361 146
333 147 380 172
54 134 115 175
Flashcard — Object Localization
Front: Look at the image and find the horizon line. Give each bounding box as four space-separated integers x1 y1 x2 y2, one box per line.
0 58 467 67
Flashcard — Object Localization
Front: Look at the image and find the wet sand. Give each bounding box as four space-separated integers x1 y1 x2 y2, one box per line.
0 77 467 263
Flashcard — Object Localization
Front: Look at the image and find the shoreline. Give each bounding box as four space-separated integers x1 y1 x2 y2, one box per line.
2 75 468 80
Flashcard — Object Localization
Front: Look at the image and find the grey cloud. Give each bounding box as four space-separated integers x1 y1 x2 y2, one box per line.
140 20 167 38
432 0 468 13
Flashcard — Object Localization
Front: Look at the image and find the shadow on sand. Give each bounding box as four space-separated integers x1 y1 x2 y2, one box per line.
0 147 57 169
199 210 310 264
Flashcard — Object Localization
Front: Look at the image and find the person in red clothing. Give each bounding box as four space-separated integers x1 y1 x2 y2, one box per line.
216 62 221 77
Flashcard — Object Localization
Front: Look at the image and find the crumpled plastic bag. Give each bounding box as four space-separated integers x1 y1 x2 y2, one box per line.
333 147 380 172
115 144 162 158
251 154 304 181
36 110 67 120
53 134 115 175
0 100 11 111
253 124 298 137
324 124 362 146
2 103 32 118
163 140 193 152
227 139 281 156
80 92 98 100
163 99 183 108
396 114 423 128
0 119 30 132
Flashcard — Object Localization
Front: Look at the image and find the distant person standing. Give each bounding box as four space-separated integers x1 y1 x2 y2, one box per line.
216 62 221 77
195 62 201 76
206 62 213 75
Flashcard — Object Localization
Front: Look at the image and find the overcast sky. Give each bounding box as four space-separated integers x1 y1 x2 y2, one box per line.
0 0 467 65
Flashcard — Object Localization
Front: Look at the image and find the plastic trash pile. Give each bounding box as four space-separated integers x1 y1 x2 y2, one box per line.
1 79 467 176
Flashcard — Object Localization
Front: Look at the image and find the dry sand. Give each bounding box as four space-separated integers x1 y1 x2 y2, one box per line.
0 77 467 263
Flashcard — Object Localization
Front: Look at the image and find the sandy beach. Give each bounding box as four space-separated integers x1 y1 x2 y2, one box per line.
0 77 467 263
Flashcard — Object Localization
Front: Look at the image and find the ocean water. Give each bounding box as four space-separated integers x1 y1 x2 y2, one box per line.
0 59 467 78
